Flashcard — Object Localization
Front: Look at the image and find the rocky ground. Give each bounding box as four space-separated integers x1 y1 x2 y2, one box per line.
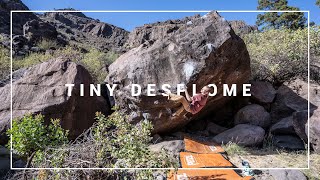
0 0 319 179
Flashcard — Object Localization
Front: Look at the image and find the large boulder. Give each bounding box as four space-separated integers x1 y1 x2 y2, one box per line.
270 85 313 123
234 104 271 128
106 11 251 134
270 116 296 135
0 57 110 144
310 108 320 153
213 124 265 146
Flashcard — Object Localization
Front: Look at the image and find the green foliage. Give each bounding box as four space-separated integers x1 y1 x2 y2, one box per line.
37 38 60 50
243 28 310 84
93 110 177 169
13 46 118 83
7 113 69 157
0 46 10 79
256 0 306 30
81 49 119 83
317 0 320 7
222 142 247 156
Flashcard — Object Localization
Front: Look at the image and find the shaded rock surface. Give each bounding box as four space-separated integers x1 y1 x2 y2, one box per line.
250 80 276 104
310 108 320 153
0 57 110 144
206 122 228 135
270 85 315 123
270 116 295 135
213 124 265 146
234 104 271 128
106 11 251 134
272 135 305 150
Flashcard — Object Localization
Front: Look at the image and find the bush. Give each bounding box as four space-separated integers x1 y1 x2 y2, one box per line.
7 113 69 158
243 28 309 84
37 38 60 50
93 110 176 168
81 49 119 83
13 110 177 179
0 46 10 79
12 46 119 83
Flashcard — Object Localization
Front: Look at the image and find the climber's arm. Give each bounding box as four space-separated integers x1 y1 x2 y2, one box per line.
184 88 192 102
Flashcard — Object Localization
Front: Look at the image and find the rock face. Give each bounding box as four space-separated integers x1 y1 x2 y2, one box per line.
23 19 58 42
213 124 265 146
106 11 251 134
234 104 271 128
0 57 110 144
40 11 129 53
0 0 38 35
228 20 258 35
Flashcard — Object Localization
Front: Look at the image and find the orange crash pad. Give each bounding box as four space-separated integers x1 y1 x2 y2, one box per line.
180 152 233 168
167 169 253 180
184 137 225 154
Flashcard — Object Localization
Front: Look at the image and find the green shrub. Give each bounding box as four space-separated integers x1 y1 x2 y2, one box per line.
13 46 119 83
81 49 119 83
7 113 69 157
243 28 309 84
93 109 177 169
0 46 10 79
37 38 60 50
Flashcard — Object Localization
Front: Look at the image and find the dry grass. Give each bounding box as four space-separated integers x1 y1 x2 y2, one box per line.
223 142 308 168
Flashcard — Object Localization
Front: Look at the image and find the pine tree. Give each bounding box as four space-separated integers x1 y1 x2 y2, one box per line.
256 0 306 30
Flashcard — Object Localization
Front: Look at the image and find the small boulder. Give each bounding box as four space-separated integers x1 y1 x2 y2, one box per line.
272 135 305 150
213 124 265 146
268 169 306 180
206 122 228 135
292 111 308 143
269 116 296 135
250 81 276 104
234 104 271 128
148 140 184 157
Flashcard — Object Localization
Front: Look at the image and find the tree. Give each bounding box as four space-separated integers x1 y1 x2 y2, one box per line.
317 0 320 7
256 0 307 30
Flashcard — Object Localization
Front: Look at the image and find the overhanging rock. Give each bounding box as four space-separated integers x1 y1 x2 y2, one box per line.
106 11 251 134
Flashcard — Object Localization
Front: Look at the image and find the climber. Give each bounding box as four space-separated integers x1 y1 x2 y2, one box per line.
160 85 213 115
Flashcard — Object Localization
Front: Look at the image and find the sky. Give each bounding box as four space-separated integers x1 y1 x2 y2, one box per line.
22 0 320 31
